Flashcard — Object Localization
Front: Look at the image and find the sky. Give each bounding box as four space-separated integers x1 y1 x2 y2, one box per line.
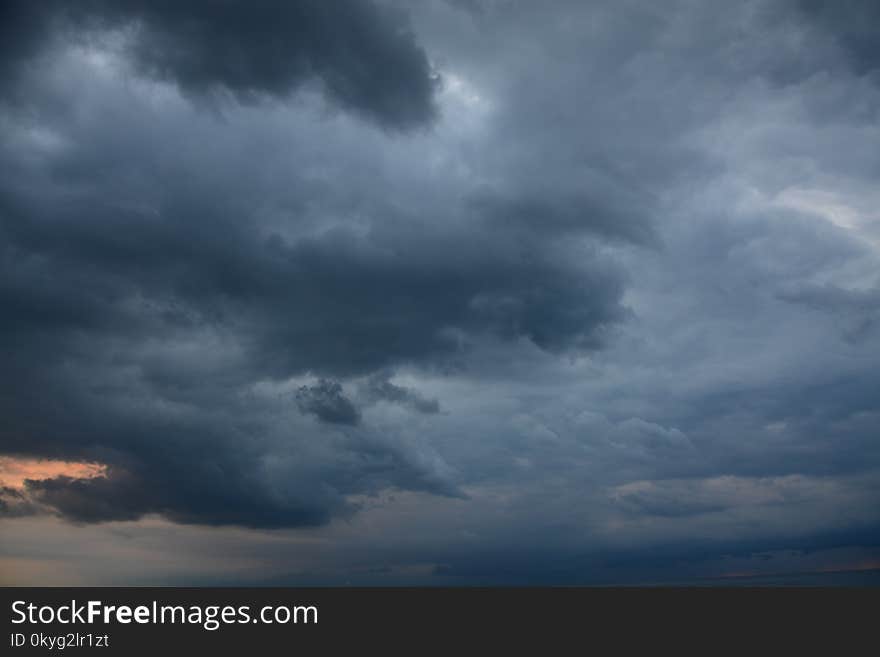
1 0 879 585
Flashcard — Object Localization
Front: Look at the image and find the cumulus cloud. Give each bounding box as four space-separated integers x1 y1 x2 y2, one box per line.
0 0 438 128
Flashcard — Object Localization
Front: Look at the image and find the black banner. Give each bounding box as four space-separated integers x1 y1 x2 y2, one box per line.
1 587 876 654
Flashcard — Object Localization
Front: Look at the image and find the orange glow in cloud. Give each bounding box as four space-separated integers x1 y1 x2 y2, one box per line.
0 456 107 489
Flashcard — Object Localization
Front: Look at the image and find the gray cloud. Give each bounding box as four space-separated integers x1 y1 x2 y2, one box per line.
0 14 626 527
1 0 879 582
798 0 880 76
361 372 440 414
297 380 361 425
0 0 438 129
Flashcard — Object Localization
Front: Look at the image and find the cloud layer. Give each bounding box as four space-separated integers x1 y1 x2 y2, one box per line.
1 0 879 583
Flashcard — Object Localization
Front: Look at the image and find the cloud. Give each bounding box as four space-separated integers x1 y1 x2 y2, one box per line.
0 0 438 129
0 487 42 518
797 0 880 76
0 34 626 527
361 372 440 415
467 187 657 247
608 475 836 518
296 380 361 425
1 0 880 581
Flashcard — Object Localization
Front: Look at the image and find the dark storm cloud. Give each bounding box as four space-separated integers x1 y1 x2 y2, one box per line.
0 3 629 529
467 187 657 246
2 0 880 584
0 1 55 93
798 0 880 75
22 464 338 527
361 372 440 414
0 0 438 129
0 487 41 518
0 170 627 377
0 172 623 525
296 380 361 425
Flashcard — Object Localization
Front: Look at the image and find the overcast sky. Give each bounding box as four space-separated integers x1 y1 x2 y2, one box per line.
2 0 879 585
